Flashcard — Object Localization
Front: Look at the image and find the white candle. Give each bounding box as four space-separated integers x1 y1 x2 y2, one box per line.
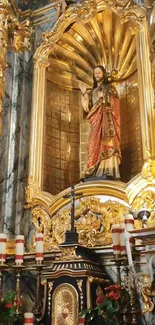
111 224 120 255
124 230 133 266
120 223 126 255
125 214 134 231
35 233 44 262
15 235 24 265
0 233 7 263
24 312 34 325
125 214 135 248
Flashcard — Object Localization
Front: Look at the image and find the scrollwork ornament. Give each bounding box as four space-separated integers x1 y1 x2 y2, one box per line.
25 177 41 208
13 19 33 52
56 247 81 261
0 0 9 6
48 281 54 315
76 280 83 311
0 3 9 135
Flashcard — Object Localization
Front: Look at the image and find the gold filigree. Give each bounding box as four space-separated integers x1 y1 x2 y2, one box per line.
132 188 155 228
0 0 9 6
13 19 33 52
30 196 133 250
136 274 154 314
52 284 78 325
76 279 83 292
53 198 129 247
88 276 110 284
48 281 54 315
76 279 83 312
56 247 81 261
31 206 59 251
132 189 155 211
0 4 10 135
25 177 41 208
142 150 155 181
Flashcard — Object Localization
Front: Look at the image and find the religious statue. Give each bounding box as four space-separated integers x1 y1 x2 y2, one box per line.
79 66 121 179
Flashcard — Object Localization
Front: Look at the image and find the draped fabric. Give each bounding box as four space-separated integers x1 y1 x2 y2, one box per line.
85 85 121 178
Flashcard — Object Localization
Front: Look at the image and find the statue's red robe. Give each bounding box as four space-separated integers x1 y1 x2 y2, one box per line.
85 85 121 178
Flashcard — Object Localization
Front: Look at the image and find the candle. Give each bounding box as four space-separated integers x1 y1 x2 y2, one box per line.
125 214 134 231
35 233 44 262
24 312 34 325
120 223 126 255
111 224 120 255
124 230 133 266
0 233 7 263
15 235 24 265
125 214 135 248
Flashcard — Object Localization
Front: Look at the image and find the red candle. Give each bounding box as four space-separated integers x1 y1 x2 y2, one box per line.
0 233 7 263
15 235 24 265
24 313 34 325
111 224 120 255
35 233 44 262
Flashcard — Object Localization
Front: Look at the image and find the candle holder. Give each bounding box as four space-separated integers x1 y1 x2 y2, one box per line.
0 261 8 301
12 264 25 316
33 260 45 318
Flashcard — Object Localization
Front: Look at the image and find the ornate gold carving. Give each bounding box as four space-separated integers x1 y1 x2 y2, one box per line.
30 196 136 250
55 0 67 19
0 0 9 6
28 0 152 216
25 177 41 208
132 188 155 228
136 274 154 314
142 151 155 182
48 281 54 316
56 247 81 261
31 206 59 251
52 283 78 325
88 276 110 284
13 19 33 52
51 198 129 247
0 1 9 134
76 279 83 312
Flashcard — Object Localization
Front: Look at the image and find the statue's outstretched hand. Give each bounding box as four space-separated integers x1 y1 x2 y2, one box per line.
79 81 87 94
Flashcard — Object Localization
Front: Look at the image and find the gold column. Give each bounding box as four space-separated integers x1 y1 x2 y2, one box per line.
27 58 49 204
136 22 155 159
0 0 9 134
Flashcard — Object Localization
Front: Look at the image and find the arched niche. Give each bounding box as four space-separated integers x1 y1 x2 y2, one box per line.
27 0 154 205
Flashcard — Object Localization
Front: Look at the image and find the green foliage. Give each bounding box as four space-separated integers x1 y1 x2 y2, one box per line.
80 285 121 325
0 291 23 325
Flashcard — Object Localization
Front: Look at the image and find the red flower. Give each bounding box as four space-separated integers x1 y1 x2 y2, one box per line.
107 290 120 300
96 293 104 305
5 303 13 308
104 284 120 291
14 299 23 307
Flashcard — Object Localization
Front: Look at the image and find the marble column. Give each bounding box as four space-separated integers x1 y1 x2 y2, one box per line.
0 50 33 239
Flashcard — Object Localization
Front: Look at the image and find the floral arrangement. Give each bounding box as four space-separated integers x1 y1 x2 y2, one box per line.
80 284 121 325
0 291 23 325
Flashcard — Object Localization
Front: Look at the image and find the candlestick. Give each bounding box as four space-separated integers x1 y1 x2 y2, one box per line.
15 235 24 265
24 312 34 325
111 224 120 255
0 233 6 263
35 233 44 263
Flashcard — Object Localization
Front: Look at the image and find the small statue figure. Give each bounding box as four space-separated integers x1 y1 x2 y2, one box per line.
79 66 121 179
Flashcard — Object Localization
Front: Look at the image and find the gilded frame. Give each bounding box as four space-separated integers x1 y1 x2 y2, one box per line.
26 0 155 214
